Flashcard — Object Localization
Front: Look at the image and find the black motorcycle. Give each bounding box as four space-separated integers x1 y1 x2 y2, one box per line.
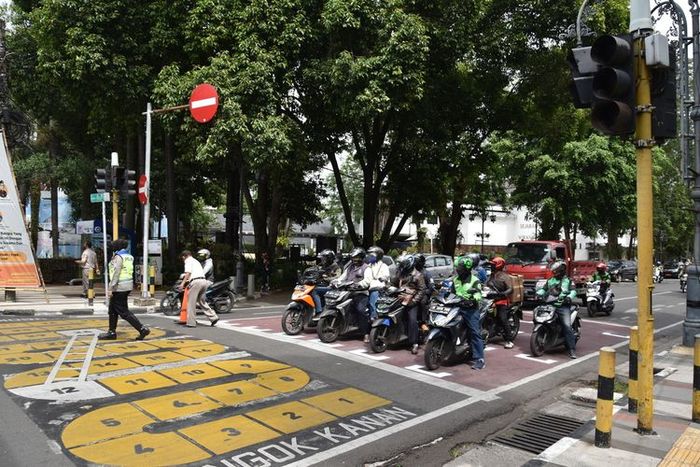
316 281 369 343
424 292 476 370
161 275 237 315
481 286 522 343
368 287 409 353
529 297 582 357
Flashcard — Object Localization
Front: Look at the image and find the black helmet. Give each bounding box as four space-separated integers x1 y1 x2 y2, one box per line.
367 246 384 261
349 247 366 265
468 253 482 268
317 249 335 267
414 254 426 271
397 254 416 276
550 261 566 278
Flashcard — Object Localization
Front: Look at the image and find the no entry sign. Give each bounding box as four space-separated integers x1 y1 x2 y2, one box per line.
189 84 219 123
138 175 148 205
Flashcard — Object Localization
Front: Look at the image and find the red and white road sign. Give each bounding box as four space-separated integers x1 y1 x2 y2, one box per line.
189 84 219 123
138 175 148 205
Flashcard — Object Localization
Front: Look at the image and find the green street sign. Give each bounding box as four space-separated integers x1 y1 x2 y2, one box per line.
90 192 110 203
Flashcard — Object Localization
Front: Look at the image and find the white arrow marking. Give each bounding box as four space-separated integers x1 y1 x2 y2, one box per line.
515 353 557 364
602 331 629 339
404 365 451 378
191 97 217 109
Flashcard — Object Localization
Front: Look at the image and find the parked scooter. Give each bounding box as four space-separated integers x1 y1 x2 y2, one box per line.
681 272 688 293
316 280 369 343
481 286 522 343
585 280 614 317
160 275 237 315
424 292 475 370
368 287 409 353
281 268 324 335
529 295 582 357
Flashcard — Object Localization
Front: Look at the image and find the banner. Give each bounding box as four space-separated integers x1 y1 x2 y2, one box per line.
0 132 41 288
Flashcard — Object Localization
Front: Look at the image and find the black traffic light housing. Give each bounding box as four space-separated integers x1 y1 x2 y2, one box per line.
94 167 111 192
651 46 677 140
567 46 598 109
590 34 636 136
122 169 136 196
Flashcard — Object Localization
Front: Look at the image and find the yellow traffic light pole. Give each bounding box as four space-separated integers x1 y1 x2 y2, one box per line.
632 20 655 435
112 189 119 241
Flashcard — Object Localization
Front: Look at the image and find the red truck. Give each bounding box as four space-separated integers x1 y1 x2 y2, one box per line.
503 240 598 303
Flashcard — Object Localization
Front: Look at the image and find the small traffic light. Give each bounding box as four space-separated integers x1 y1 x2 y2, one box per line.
122 169 136 196
651 46 677 140
590 34 636 135
94 167 111 192
111 166 122 190
567 46 598 109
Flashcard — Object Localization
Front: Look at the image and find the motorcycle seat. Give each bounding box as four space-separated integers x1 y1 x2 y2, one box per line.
209 279 231 289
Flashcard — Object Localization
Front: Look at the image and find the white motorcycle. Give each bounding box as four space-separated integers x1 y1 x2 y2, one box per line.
585 280 614 317
653 267 663 283
680 272 688 293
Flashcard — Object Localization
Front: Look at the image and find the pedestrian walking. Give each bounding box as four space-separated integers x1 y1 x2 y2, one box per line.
180 250 219 327
75 241 99 297
98 239 150 341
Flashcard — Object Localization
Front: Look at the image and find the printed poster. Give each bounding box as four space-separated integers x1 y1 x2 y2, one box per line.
0 132 41 287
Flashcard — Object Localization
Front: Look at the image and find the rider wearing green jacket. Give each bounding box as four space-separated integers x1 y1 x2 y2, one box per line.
536 261 578 359
451 256 485 370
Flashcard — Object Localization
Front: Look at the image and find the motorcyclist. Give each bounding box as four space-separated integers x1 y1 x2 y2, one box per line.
197 249 214 282
392 254 426 354
485 256 515 349
468 253 488 284
366 246 391 320
311 249 342 314
591 262 613 305
451 256 485 369
333 247 372 342
536 261 578 359
414 254 434 332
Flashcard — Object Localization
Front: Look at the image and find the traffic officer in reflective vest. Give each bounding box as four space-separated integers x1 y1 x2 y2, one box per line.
98 238 150 340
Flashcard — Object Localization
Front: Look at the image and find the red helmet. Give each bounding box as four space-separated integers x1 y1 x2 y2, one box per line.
596 262 607 272
491 257 506 271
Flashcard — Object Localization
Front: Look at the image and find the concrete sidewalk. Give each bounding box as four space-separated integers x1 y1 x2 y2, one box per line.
0 284 290 315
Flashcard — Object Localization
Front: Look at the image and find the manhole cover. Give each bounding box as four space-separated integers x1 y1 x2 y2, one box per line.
492 413 585 454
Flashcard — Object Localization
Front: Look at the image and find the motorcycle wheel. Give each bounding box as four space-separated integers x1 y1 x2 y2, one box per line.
573 319 582 342
160 296 181 316
369 326 388 353
587 302 597 317
529 327 547 357
281 307 304 335
508 313 521 338
213 291 236 314
317 315 342 343
424 338 445 370
604 304 613 316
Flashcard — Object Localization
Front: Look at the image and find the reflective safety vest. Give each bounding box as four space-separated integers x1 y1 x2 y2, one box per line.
453 273 482 301
109 253 134 287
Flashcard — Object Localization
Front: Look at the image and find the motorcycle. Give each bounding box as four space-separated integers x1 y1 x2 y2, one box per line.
160 275 237 315
368 287 409 353
529 296 582 357
653 267 663 283
681 272 688 293
585 281 614 317
481 286 522 343
423 292 475 370
316 281 369 343
281 268 325 335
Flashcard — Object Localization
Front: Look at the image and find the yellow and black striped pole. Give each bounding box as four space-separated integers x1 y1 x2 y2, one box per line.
87 268 95 306
149 265 156 298
629 326 639 413
595 347 616 448
694 335 700 423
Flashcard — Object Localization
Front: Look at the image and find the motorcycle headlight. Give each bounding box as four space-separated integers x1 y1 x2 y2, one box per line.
535 280 546 289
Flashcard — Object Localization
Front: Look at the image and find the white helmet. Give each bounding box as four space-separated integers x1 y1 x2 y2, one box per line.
197 249 211 260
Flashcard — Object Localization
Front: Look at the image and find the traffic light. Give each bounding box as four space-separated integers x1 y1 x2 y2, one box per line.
94 167 111 192
111 166 122 190
651 46 677 140
567 46 598 109
122 169 136 196
590 34 636 135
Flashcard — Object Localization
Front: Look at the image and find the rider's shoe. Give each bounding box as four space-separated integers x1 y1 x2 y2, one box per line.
363 334 370 343
471 359 486 370
568 350 577 359
98 330 117 340
504 341 514 349
411 344 419 354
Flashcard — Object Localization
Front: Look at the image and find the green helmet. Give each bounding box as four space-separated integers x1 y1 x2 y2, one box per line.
455 256 473 273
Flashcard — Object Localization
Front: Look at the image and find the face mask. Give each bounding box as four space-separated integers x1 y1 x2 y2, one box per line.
367 255 377 264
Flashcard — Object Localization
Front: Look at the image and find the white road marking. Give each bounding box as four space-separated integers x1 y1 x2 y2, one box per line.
602 331 629 339
484 346 497 352
615 291 674 301
515 353 557 364
404 365 451 378
273 332 305 339
348 349 390 361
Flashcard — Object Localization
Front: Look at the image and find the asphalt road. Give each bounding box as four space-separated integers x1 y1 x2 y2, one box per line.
0 279 688 466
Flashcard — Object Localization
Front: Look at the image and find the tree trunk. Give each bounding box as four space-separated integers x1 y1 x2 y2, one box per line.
607 223 621 259
627 227 637 259
30 182 40 250
49 124 59 258
327 150 360 246
164 132 178 268
225 145 241 251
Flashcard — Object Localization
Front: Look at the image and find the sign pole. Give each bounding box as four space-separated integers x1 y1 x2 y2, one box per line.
141 102 152 299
